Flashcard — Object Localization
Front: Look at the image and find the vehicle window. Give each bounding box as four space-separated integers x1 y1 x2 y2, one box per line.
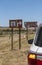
35 27 42 47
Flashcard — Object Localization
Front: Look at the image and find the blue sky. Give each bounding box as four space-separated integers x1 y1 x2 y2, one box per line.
0 0 42 26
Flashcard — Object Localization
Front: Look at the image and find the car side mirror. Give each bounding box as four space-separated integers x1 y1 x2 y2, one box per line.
28 39 33 44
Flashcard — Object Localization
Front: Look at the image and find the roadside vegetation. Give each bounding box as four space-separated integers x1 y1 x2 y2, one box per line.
0 29 35 65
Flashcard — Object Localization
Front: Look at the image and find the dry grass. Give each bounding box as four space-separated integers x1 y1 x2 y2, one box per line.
0 32 35 65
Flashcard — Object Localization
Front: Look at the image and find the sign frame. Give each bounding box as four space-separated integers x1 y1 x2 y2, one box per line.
9 19 22 28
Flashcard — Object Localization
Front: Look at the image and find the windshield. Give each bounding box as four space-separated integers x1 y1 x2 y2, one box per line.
35 27 42 47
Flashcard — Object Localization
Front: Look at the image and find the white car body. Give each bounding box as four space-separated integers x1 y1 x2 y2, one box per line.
28 24 42 65
30 24 42 54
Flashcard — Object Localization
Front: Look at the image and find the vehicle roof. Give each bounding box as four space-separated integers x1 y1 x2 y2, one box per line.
39 24 42 27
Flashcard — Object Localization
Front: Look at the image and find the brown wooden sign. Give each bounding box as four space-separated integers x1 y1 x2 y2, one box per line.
9 19 22 50
24 22 37 41
9 19 22 28
24 22 37 28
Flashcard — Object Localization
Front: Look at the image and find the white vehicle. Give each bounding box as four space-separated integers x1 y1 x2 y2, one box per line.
28 24 42 65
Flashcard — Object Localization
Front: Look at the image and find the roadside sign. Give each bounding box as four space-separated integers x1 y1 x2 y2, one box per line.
9 19 22 28
9 19 22 50
24 22 37 41
24 22 37 28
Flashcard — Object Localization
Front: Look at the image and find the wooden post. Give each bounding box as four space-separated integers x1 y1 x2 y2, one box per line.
26 27 28 41
19 27 21 49
11 28 13 50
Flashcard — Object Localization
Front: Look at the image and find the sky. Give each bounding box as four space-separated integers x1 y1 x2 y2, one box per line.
0 0 42 27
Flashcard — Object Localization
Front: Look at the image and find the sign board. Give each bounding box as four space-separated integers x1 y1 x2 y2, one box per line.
9 19 22 28
9 19 22 50
24 22 37 28
24 22 37 41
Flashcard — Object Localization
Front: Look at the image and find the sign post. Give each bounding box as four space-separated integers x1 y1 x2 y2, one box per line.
24 22 37 41
24 22 28 41
11 28 13 50
9 19 22 50
18 24 21 49
26 26 28 41
19 27 21 49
